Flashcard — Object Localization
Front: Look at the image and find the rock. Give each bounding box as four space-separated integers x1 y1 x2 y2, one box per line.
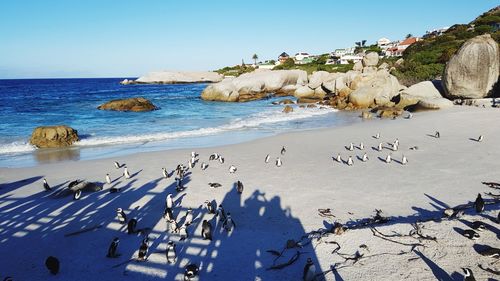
294 85 315 98
395 81 444 108
378 62 389 70
395 58 404 67
297 97 321 104
306 104 317 108
308 71 332 89
361 111 372 119
201 70 308 102
120 79 132 85
279 99 295 105
348 72 401 108
362 66 377 74
97 97 158 112
314 86 327 99
353 61 363 71
362 52 379 67
443 34 499 99
373 107 403 118
134 71 223 84
282 105 294 113
415 98 454 110
30 125 79 148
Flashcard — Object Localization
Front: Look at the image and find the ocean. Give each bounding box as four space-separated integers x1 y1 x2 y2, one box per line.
0 78 361 167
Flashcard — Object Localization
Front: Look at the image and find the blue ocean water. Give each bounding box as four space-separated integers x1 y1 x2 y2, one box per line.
0 78 361 167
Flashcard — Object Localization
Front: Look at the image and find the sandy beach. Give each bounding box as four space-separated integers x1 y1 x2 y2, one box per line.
0 106 499 281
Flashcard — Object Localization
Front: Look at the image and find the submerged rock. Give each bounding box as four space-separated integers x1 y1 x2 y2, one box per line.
97 97 158 112
30 125 79 148
282 105 294 113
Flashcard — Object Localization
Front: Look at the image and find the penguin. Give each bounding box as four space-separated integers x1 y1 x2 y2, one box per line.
229 165 237 173
208 182 222 188
402 155 408 165
116 208 127 224
392 142 398 151
162 168 169 179
184 264 199 281
202 219 213 241
377 142 383 152
405 112 413 119
362 153 368 162
209 153 219 161
394 138 399 146
477 135 484 142
374 133 380 139
166 194 174 209
281 146 286 155
471 221 486 231
191 156 196 165
163 207 175 222
68 179 80 189
462 268 476 281
176 178 184 192
223 212 236 232
184 208 193 226
265 154 270 163
205 200 216 214
477 245 500 258
347 156 353 166
201 162 208 170
127 218 137 234
179 226 188 241
474 193 484 213
276 157 282 167
359 142 364 150
303 257 316 281
106 237 120 258
216 204 226 222
45 256 60 275
463 229 479 240
43 178 51 191
188 160 194 169
124 167 131 179
114 161 120 169
237 180 244 194
73 189 82 200
336 153 342 163
168 219 179 233
137 237 149 261
191 151 196 158
347 142 354 151
434 131 440 138
166 241 176 264
385 154 392 164
106 174 111 184
219 157 225 164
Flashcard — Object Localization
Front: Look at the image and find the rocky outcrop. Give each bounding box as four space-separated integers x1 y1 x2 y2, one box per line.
395 81 445 108
443 34 499 99
414 98 454 110
348 70 401 108
282 105 294 113
201 70 308 102
123 71 224 85
30 125 79 148
97 97 158 112
362 52 379 67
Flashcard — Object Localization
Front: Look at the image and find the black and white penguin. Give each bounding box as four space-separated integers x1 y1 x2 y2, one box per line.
137 237 149 261
166 241 176 264
434 131 440 138
405 112 413 119
106 237 120 258
124 167 131 179
303 257 316 281
265 154 270 163
201 162 208 170
463 229 480 240
237 181 244 194
202 220 213 241
394 138 399 146
281 146 286 155
377 142 383 152
208 182 222 188
347 142 354 151
374 133 380 139
229 165 237 173
347 156 353 166
402 155 408 165
474 193 484 213
219 157 225 164
184 208 193 226
223 212 236 232
168 219 179 233
184 264 199 281
73 189 82 200
477 135 484 142
276 157 282 167
116 208 127 224
216 204 226 222
114 161 120 169
179 226 188 241
163 207 175 222
176 178 184 192
392 142 398 151
205 200 216 214
362 153 368 162
127 218 137 234
462 268 476 281
385 154 392 164
188 159 194 169
477 245 500 258
162 168 169 179
209 153 219 161
359 142 364 150
106 174 111 185
68 179 80 189
43 178 51 191
166 194 174 209
45 256 60 275
471 221 486 231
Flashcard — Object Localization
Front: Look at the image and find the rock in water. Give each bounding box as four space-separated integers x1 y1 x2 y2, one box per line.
30 125 79 148
97 97 158 112
282 105 294 113
443 34 499 99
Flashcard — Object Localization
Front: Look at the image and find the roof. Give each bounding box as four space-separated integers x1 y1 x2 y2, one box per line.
279 52 289 58
399 37 418 46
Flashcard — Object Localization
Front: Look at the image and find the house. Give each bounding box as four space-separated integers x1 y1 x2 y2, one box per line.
423 27 449 38
257 60 276 69
377 37 392 48
278 52 290 64
294 52 311 64
332 47 355 57
385 37 420 57
338 54 363 65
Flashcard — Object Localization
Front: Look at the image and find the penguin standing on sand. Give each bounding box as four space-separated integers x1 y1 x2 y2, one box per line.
166 194 174 209
359 142 364 150
137 237 149 261
303 258 316 281
166 241 176 264
191 151 197 158
116 208 127 224
385 154 392 163
463 229 480 240
45 256 60 275
362 153 368 162
265 154 270 163
402 155 408 165
276 157 282 167
237 181 244 194
162 168 169 178
347 156 354 166
347 143 354 151
127 218 137 234
394 138 399 147
223 212 236 232
374 133 380 139
184 264 199 281
124 167 131 179
229 165 237 173
392 142 398 151
43 178 51 191
114 161 120 169
107 237 120 258
201 162 208 170
471 221 486 231
106 174 111 184
163 208 175 223
73 189 82 200
219 157 225 164
434 131 440 138
176 178 184 192
477 135 484 142
377 142 383 152
474 193 484 213
209 153 219 161
179 226 188 241
184 208 193 226
188 159 194 169
216 204 226 222
205 200 216 214
462 268 476 281
202 220 213 240
281 146 286 155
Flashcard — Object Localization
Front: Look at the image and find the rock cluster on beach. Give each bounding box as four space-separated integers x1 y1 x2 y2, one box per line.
30 125 79 148
121 71 224 85
97 97 158 112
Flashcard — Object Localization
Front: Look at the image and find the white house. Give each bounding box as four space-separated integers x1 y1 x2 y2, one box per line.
377 37 391 47
294 52 310 61
338 54 363 64
332 47 355 57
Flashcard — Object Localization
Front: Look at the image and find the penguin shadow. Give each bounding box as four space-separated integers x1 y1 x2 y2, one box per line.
426 134 439 138
392 159 403 165
371 146 380 152
459 219 500 238
110 175 122 184
414 250 455 281
355 155 367 162
42 180 70 199
174 193 187 208
452 227 467 238
330 265 345 281
468 137 480 142
128 169 143 179
0 176 44 195
377 156 387 163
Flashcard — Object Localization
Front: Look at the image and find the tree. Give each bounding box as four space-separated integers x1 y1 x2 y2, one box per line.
252 54 258 65
406 33 413 39
361 40 367 47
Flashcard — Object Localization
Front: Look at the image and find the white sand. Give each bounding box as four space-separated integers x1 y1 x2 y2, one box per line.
0 106 498 280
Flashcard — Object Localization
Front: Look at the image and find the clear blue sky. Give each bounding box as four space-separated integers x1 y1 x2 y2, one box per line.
0 0 497 78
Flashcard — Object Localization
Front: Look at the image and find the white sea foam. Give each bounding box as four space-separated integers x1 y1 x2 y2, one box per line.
0 142 36 154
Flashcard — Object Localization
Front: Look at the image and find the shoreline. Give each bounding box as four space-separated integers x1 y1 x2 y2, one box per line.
0 106 499 280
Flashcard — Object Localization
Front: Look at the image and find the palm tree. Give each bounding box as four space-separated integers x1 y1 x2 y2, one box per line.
252 54 258 65
406 33 413 39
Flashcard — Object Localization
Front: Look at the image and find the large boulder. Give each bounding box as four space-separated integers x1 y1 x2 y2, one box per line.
415 98 454 110
308 71 332 89
294 86 315 98
133 71 223 84
97 97 158 112
362 52 379 67
396 81 444 108
348 72 401 108
443 34 499 99
201 70 308 102
30 125 79 148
